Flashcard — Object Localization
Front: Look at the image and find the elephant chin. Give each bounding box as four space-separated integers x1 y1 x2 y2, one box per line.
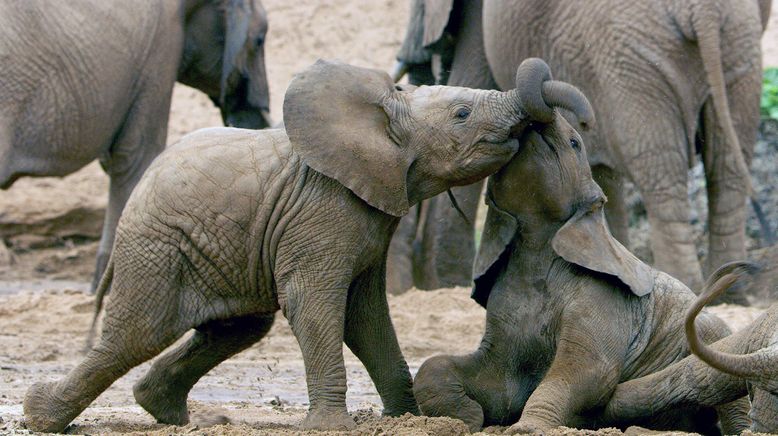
224 109 273 130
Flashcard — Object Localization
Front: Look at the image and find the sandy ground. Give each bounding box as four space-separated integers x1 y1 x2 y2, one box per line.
0 287 767 435
1 0 778 434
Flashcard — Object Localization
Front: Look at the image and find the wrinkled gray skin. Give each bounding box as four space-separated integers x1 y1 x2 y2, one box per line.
0 0 272 293
388 0 767 299
412 113 750 434
605 262 778 433
22 59 595 433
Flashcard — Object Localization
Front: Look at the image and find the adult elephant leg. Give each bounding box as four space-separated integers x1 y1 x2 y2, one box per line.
134 313 276 425
417 182 483 288
344 263 418 415
414 0 497 289
90 87 171 293
592 165 629 247
386 206 417 294
281 272 355 430
625 111 704 291
701 70 758 303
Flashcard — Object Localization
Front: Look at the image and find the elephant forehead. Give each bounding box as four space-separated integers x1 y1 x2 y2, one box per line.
410 85 474 107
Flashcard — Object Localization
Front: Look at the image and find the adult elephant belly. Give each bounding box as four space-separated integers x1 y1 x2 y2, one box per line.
479 0 729 291
0 46 138 184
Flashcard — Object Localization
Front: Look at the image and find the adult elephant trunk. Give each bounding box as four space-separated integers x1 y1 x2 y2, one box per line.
685 261 778 390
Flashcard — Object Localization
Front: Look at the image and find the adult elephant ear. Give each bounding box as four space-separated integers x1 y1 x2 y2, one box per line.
552 198 654 297
471 194 518 308
422 0 456 49
221 0 251 105
284 59 412 217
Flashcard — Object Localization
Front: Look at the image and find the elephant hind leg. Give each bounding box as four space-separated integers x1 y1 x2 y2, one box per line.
750 388 778 433
134 313 276 425
23 305 188 433
700 71 758 304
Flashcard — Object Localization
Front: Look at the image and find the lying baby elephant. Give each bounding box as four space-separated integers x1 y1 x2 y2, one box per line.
22 58 594 433
412 112 750 434
605 262 777 433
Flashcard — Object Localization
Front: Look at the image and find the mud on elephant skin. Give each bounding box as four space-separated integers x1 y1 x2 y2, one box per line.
389 0 766 298
22 58 594 433
0 0 272 295
605 261 778 433
412 112 749 434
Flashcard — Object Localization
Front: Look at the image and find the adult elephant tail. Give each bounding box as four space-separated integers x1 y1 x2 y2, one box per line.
685 261 778 393
691 5 753 195
84 257 114 352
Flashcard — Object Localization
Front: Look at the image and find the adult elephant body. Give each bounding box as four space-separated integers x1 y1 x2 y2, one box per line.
0 0 271 291
391 0 766 296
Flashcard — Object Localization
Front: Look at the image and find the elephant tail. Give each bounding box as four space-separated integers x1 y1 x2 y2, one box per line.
84 257 114 352
684 261 778 390
691 4 753 195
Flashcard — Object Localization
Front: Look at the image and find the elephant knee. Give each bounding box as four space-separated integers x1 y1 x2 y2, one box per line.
414 356 484 432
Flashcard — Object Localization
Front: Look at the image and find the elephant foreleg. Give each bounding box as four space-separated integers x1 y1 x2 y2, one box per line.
133 313 276 425
282 273 355 430
91 87 171 293
511 318 625 432
344 263 418 416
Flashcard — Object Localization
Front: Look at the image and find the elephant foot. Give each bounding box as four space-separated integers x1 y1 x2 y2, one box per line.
133 376 189 425
382 402 421 417
299 408 356 431
24 381 78 433
506 420 549 435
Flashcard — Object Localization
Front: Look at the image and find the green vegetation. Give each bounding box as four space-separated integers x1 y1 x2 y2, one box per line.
761 68 778 119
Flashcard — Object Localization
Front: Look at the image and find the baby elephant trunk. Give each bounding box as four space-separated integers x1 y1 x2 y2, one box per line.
685 261 778 392
512 58 595 129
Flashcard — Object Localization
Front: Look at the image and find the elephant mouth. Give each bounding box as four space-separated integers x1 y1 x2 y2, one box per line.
482 137 520 156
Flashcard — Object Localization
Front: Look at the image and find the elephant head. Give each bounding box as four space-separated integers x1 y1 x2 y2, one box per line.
283 58 592 217
179 0 272 129
472 110 653 307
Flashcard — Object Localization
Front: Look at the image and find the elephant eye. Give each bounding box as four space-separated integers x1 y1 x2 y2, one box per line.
570 138 580 150
255 36 265 46
454 107 471 120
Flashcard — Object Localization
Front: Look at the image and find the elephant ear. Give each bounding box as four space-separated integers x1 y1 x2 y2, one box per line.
471 196 518 308
283 59 412 216
221 0 251 104
422 0 455 48
551 200 654 297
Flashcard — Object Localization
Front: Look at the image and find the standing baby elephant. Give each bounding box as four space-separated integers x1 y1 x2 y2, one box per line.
605 261 778 433
413 106 749 433
0 0 272 292
22 58 594 433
